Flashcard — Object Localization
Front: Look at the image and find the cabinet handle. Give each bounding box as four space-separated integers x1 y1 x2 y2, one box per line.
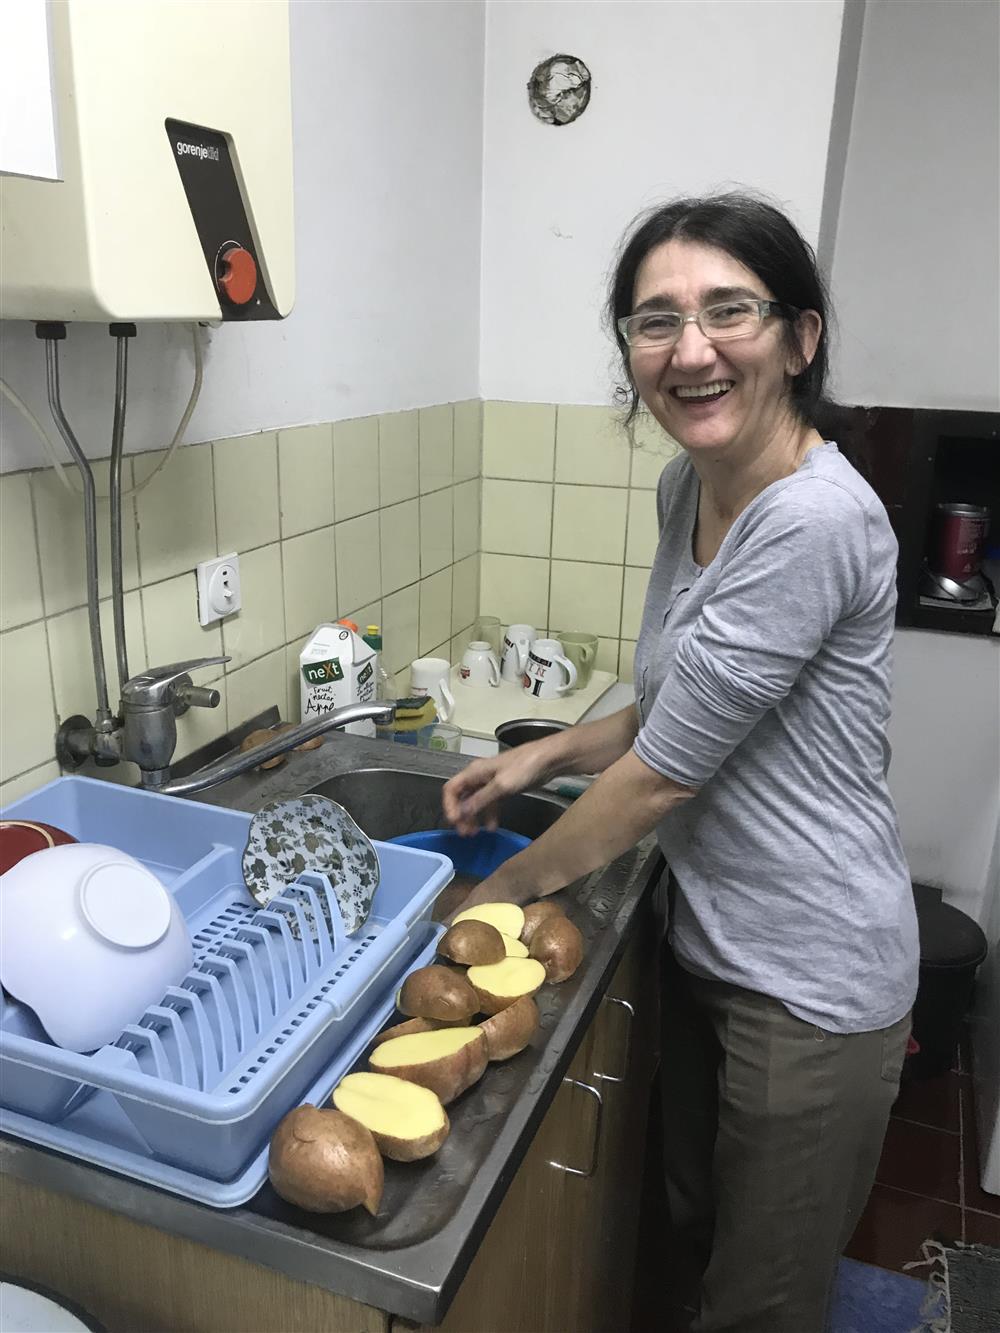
594 1002 634 1082
592 995 635 1084
549 1077 603 1178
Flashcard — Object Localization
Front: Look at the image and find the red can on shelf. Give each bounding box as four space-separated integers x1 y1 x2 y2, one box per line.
928 503 990 582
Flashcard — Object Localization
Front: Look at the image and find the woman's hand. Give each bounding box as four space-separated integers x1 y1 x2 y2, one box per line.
442 709 640 838
442 745 552 836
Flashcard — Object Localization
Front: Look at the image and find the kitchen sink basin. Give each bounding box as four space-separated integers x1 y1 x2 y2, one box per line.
306 767 566 842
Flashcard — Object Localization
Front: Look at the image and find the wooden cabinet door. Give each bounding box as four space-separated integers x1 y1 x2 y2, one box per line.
402 1026 603 1333
574 904 660 1333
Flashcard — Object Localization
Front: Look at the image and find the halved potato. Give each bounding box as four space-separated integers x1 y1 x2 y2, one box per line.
529 916 584 982
333 1072 449 1162
500 933 529 958
452 902 525 939
479 994 539 1061
397 965 479 1022
371 1016 458 1047
239 729 286 771
268 1105 383 1214
520 899 566 945
438 919 506 966
369 1026 488 1104
466 957 546 1016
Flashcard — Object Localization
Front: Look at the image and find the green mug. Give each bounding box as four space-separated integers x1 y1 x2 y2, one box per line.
556 632 598 690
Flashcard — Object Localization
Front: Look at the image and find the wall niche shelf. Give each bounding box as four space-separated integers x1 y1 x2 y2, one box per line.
842 406 999 639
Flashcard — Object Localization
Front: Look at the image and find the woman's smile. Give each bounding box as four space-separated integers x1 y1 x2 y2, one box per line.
630 238 805 459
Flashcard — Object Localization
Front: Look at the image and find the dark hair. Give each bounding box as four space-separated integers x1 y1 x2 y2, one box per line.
607 191 837 434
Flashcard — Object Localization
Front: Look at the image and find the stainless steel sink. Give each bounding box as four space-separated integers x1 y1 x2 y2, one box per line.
307 767 566 842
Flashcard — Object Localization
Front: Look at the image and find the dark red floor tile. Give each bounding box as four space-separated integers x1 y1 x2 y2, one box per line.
876 1117 962 1203
845 1184 962 1273
961 1080 1000 1217
893 1071 962 1133
965 1209 1000 1247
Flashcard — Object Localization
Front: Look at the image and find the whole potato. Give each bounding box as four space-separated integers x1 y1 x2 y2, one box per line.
268 1105 383 1215
528 916 584 983
520 900 566 946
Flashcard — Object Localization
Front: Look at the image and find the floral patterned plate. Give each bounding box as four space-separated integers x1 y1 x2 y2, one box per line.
242 795 380 937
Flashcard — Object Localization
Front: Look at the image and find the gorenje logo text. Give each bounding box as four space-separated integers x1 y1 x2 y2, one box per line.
176 141 220 162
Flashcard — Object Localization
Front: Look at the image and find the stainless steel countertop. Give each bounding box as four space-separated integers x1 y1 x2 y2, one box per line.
0 733 662 1325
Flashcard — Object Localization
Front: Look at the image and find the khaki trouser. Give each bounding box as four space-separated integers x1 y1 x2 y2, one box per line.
659 942 911 1333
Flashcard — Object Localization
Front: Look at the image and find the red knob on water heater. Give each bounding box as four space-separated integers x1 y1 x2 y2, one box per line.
217 245 257 305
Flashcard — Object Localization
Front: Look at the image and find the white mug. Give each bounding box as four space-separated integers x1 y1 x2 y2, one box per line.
523 637 578 699
409 657 455 721
459 641 501 688
501 624 537 682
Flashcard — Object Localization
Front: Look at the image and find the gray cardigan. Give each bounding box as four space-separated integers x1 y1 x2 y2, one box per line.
633 443 919 1032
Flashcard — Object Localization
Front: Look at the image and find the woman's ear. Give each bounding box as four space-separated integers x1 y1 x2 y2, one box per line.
786 309 822 376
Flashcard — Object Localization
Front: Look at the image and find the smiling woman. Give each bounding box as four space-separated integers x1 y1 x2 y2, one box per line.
441 192 918 1333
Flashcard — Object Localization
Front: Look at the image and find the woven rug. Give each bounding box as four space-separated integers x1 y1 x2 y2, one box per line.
905 1240 1000 1332
829 1257 927 1333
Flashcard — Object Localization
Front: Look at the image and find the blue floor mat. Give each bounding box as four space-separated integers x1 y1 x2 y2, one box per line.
830 1257 927 1333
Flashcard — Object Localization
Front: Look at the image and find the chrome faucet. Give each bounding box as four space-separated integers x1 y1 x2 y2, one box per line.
59 655 395 797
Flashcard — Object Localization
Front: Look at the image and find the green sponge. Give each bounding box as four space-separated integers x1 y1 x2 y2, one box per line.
390 696 438 732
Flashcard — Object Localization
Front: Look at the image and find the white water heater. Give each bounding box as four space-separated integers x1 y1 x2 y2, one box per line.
0 0 294 323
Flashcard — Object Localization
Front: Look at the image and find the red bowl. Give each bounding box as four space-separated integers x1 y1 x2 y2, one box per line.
0 821 78 876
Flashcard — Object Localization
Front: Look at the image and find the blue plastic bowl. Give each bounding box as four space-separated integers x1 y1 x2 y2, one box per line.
389 828 529 878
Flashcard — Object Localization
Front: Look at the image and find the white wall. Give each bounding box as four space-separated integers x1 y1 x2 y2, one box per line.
888 629 1000 929
479 0 845 404
829 0 1000 410
0 0 485 471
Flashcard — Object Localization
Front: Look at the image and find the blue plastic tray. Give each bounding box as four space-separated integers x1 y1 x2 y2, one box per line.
0 776 453 1192
0 924 441 1207
390 828 529 877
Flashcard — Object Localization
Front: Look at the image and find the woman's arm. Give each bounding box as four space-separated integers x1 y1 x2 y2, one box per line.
442 706 639 837
444 749 695 913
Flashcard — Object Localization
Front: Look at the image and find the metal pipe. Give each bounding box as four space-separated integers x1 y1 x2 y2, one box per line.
109 327 133 694
44 337 113 727
150 701 396 796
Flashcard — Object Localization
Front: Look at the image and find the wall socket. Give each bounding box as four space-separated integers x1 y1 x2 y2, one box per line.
196 552 241 626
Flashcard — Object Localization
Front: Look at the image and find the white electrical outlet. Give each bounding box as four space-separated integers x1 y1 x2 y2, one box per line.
196 552 241 626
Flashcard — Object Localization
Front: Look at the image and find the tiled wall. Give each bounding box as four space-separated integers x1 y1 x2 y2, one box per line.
0 401 483 802
478 402 678 686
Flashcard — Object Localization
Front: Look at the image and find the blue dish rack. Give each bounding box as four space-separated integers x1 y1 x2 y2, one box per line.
0 776 451 1206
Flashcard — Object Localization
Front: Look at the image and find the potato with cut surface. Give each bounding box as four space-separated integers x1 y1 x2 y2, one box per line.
466 957 546 1015
369 1026 488 1104
438 919 506 966
529 916 584 982
240 729 287 770
268 1105 383 1214
333 1072 449 1162
371 1016 459 1047
452 902 525 940
500 934 529 958
520 899 566 946
397 964 479 1023
479 994 540 1061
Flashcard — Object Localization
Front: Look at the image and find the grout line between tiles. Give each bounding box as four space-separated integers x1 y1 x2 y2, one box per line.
1 756 61 789
890 1116 961 1136
273 436 286 730
872 1181 965 1211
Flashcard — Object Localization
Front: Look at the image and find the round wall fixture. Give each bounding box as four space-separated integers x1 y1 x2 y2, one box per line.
527 55 592 126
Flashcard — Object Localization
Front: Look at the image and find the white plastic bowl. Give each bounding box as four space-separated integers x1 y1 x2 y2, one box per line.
0 842 193 1052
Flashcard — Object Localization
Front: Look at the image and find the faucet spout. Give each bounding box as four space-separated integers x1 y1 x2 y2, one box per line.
146 701 396 797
